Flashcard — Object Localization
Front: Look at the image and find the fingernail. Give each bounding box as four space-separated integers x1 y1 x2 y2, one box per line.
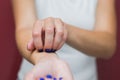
46 74 52 78
59 77 63 80
45 49 52 53
51 49 56 52
53 78 57 80
39 78 44 80
38 49 43 52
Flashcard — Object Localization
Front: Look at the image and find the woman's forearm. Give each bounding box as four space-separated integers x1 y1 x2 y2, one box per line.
15 27 33 63
12 0 54 64
66 24 116 59
65 0 116 59
16 27 59 64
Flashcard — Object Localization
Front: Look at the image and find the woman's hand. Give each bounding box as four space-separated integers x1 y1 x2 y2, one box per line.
27 17 67 52
24 53 74 80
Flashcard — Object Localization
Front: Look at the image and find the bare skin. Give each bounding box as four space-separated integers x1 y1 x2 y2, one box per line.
27 18 67 51
24 53 73 80
12 0 116 79
27 0 116 59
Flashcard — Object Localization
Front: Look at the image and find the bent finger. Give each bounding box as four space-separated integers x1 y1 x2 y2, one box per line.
32 20 44 51
53 18 64 50
57 26 67 50
44 18 55 52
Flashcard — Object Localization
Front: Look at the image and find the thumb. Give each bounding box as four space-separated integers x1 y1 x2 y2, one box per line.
27 39 35 51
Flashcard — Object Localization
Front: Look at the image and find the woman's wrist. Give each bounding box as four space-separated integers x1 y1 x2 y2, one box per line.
31 51 59 65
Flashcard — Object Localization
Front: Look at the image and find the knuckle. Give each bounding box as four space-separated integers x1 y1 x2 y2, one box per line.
33 31 40 37
46 24 54 29
33 20 42 29
55 18 64 25
47 17 53 21
34 20 40 26
57 31 64 36
55 18 62 22
40 20 45 27
46 28 54 33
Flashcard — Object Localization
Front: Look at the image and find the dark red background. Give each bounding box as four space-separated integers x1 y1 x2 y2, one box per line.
0 0 120 80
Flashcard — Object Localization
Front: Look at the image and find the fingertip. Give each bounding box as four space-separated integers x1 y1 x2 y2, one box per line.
38 49 43 52
45 49 53 53
46 74 53 78
39 78 45 80
51 49 57 53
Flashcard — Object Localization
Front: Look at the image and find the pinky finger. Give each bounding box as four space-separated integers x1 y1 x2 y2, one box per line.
57 27 67 50
57 41 64 50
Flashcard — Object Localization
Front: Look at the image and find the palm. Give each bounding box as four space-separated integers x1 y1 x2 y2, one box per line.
24 57 73 80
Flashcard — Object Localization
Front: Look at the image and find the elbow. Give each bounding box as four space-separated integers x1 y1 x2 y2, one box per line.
104 47 116 59
103 41 116 59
